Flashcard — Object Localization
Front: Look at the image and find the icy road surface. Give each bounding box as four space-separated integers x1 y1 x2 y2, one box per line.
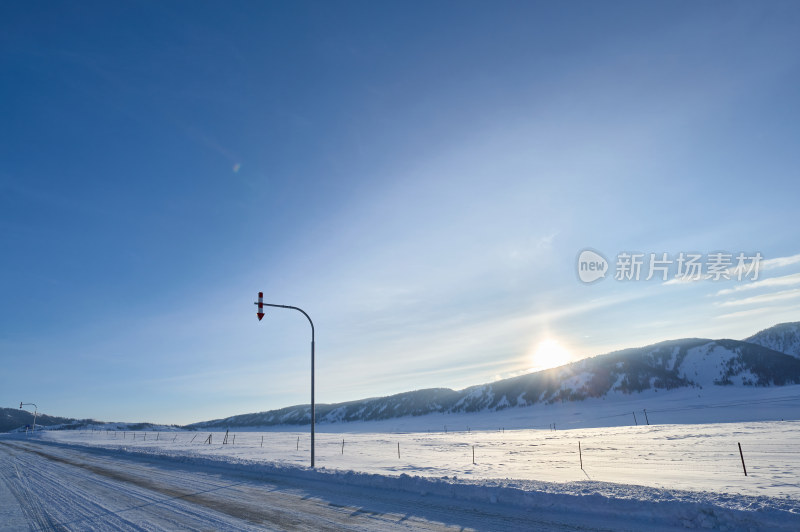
0 438 692 532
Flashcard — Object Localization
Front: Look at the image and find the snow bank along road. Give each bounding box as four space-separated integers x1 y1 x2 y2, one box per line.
1 436 798 531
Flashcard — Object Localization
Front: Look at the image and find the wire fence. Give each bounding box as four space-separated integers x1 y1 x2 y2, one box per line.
66 419 800 499
55 393 800 498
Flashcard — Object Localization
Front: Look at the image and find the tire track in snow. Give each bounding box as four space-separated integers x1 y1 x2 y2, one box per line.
2 442 471 531
3 439 648 531
1 443 160 531
0 444 67 531
0 442 265 531
9 442 324 530
10 446 245 531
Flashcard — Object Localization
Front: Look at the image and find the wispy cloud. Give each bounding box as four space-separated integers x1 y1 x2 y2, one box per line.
717 288 800 307
761 253 800 271
716 272 800 296
714 306 790 320
664 252 800 286
663 276 703 286
725 252 800 279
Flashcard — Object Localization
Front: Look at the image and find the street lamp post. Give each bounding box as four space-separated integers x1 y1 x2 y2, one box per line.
20 402 38 433
254 292 316 468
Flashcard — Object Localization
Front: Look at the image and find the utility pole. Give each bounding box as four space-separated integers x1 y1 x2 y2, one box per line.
20 402 38 433
255 292 316 467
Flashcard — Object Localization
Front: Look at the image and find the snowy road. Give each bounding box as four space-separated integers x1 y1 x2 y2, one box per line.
0 439 670 532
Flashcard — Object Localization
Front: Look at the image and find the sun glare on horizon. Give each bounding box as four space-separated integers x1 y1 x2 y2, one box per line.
530 338 572 372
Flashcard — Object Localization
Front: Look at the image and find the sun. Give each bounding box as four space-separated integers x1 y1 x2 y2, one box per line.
530 338 572 372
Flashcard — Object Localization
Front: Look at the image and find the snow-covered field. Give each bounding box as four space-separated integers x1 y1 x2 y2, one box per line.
5 417 792 530
3 386 799 530
41 420 800 499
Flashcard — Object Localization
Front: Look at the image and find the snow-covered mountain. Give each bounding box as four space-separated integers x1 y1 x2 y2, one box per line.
10 322 797 432
0 408 79 433
744 322 800 359
0 407 181 433
189 332 800 429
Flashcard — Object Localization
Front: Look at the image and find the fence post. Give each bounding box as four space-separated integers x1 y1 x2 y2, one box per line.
341 438 344 455
738 442 747 476
472 445 475 465
632 411 638 426
398 442 400 459
261 435 264 448
643 409 649 425
297 436 299 451
579 441 583 469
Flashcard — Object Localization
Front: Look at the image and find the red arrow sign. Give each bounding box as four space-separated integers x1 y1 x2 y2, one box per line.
257 292 264 321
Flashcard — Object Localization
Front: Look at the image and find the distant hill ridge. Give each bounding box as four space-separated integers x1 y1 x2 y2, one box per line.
0 409 176 434
0 409 78 433
188 321 800 429
745 322 800 359
5 322 797 432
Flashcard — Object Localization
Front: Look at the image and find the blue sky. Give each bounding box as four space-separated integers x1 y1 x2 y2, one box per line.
2 1 799 425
